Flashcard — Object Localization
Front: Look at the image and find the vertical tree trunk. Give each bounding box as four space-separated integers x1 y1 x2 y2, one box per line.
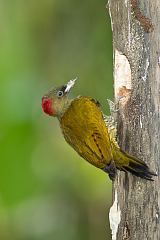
108 0 160 239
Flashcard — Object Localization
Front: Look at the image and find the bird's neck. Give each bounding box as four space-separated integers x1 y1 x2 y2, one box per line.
56 98 72 120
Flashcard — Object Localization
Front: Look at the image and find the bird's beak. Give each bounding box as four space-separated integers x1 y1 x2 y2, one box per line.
64 77 78 93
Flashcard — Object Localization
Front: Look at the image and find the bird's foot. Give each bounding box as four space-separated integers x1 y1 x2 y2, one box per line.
103 99 118 141
107 99 119 116
103 161 117 181
103 99 120 148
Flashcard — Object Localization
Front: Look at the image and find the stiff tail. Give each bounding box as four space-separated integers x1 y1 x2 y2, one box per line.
113 147 157 181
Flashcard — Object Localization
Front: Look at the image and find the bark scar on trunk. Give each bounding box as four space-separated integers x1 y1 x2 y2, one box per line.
131 0 154 33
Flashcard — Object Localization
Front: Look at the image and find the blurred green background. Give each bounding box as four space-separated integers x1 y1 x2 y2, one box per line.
0 0 113 239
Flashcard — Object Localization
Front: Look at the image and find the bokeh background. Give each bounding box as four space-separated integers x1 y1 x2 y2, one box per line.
0 0 113 239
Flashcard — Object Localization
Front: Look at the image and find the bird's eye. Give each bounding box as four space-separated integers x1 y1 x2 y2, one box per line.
57 90 64 97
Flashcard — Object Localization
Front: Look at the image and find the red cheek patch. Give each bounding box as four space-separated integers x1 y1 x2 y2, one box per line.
42 96 55 116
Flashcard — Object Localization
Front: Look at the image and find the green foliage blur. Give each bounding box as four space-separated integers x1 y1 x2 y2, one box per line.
0 1 113 239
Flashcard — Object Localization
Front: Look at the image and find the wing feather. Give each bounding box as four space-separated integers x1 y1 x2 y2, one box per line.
60 96 113 168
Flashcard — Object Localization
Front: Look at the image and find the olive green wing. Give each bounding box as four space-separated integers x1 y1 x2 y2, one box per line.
60 96 113 168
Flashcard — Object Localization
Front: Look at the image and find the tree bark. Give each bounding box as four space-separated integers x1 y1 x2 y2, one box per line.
108 0 160 239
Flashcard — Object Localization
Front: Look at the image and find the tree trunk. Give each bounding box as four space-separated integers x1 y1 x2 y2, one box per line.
108 0 160 239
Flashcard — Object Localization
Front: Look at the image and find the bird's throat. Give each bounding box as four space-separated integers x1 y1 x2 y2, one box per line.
56 98 72 119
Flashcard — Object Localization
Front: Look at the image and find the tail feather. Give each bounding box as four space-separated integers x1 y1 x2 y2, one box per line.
113 148 157 181
122 165 156 181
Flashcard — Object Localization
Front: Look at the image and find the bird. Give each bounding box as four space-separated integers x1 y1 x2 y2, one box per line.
41 78 157 181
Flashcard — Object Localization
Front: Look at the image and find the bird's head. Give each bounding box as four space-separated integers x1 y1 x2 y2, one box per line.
42 77 77 117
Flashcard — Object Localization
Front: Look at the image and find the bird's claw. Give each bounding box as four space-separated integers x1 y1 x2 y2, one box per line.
103 160 117 181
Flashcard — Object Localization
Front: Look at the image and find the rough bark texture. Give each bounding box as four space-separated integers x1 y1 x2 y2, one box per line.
108 0 160 239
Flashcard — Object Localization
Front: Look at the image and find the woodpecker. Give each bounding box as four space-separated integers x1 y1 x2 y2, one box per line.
42 78 156 180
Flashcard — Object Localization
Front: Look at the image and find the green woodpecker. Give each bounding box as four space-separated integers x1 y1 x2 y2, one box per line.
41 78 156 180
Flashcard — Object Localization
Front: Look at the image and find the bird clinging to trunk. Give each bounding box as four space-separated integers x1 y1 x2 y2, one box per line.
41 78 157 181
